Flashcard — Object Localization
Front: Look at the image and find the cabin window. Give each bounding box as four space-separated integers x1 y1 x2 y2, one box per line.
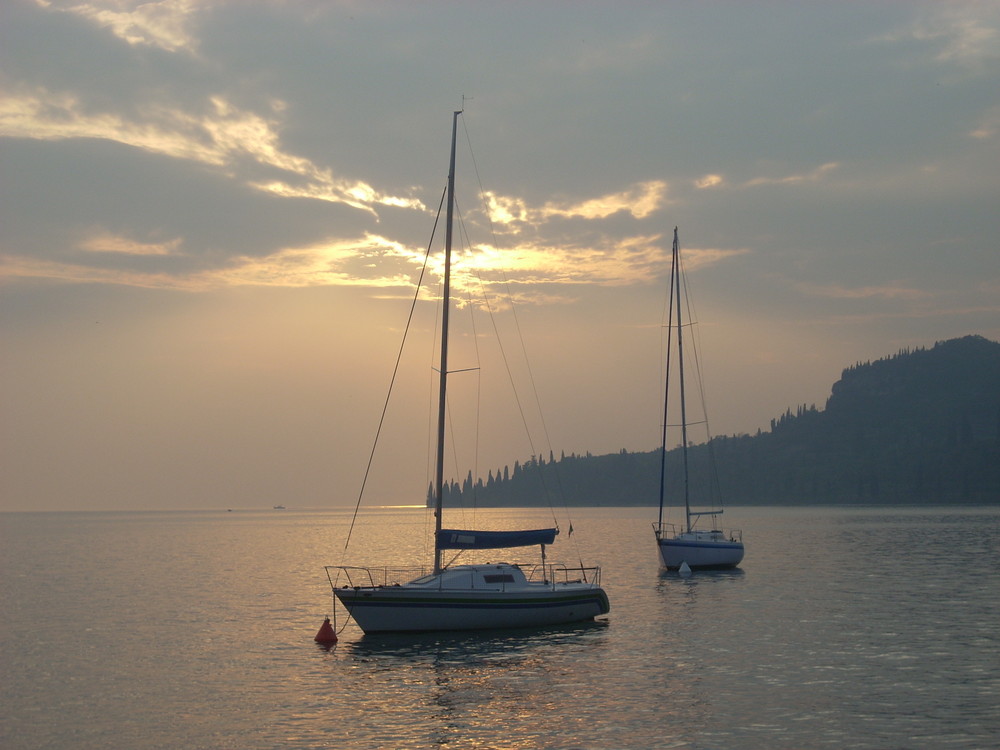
483 574 515 583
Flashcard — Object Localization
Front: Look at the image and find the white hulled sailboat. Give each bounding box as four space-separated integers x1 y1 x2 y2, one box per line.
653 228 744 571
326 111 610 633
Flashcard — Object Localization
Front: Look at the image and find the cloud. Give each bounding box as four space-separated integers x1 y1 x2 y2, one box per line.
34 0 200 54
688 165 839 192
450 237 748 300
80 231 183 256
485 180 668 227
795 280 931 301
920 6 1000 69
744 162 839 188
0 87 422 214
1 230 700 295
694 174 725 189
483 235 667 286
210 235 420 290
1 233 416 291
970 105 1000 139
680 246 751 273
0 254 186 290
876 3 1000 72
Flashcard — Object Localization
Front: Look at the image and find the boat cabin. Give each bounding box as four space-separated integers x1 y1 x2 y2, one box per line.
410 563 531 591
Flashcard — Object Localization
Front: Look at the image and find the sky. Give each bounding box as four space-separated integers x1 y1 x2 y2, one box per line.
2 0 999 512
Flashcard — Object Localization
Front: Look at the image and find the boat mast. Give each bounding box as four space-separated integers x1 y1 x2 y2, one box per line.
434 110 461 575
656 231 676 531
672 228 693 533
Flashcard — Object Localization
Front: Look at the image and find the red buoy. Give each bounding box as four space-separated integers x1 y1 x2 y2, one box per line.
314 616 338 644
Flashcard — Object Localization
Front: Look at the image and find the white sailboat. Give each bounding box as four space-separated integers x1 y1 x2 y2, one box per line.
326 111 610 634
653 227 744 571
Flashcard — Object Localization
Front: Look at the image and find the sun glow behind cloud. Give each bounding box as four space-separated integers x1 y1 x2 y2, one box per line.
2 232 682 295
485 180 667 226
451 234 670 289
0 83 690 295
0 74 920 312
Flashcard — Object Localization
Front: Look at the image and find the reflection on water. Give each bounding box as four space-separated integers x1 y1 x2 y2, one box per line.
657 567 747 585
645 507 1000 749
2 506 998 749
345 620 610 661
655 568 747 622
333 623 613 749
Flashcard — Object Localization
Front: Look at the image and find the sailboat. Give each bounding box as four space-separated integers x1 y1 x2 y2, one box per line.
653 227 744 571
326 111 610 634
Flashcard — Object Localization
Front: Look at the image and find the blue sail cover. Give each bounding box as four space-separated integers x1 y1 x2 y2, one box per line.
437 528 558 550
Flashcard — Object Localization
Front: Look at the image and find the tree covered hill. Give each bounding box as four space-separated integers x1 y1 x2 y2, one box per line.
435 335 1000 507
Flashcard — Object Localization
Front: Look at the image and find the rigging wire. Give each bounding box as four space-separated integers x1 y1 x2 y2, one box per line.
449 197 484 530
338 184 448 561
672 234 725 526
343 118 590 569
459 117 580 560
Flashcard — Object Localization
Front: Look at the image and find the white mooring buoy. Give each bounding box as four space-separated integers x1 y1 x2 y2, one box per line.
679 561 692 576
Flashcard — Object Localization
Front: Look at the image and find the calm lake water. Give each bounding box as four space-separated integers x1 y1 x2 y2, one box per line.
2 505 998 749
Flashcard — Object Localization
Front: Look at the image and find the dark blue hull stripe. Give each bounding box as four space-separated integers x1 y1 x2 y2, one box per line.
659 540 744 550
338 596 608 612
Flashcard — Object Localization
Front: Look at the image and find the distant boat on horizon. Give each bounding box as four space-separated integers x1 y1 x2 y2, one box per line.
653 227 745 571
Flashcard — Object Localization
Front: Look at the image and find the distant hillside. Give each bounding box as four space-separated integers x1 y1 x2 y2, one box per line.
436 335 1000 507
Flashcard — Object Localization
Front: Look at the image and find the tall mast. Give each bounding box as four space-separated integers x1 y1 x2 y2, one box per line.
672 228 692 532
657 230 676 530
434 110 461 575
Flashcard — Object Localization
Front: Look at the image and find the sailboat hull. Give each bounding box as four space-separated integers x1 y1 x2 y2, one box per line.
332 563 610 634
657 533 744 570
335 586 609 634
659 535 743 570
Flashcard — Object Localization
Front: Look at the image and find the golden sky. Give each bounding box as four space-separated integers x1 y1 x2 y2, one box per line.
2 0 999 510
